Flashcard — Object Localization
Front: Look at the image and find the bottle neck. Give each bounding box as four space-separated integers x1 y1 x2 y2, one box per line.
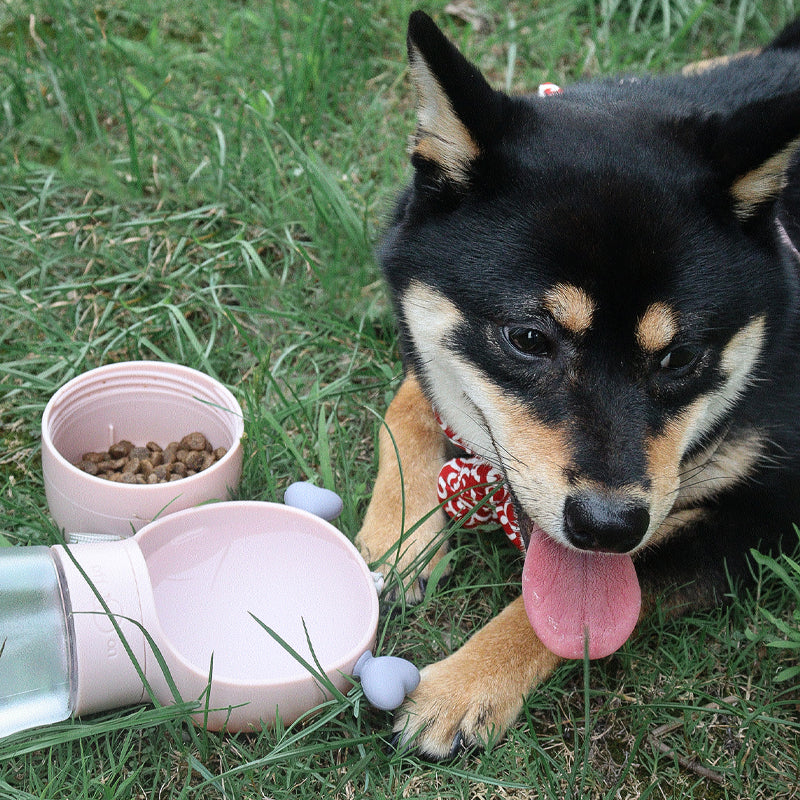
51 540 152 716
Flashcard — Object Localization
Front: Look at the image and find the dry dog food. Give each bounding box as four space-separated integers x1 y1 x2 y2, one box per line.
75 433 227 484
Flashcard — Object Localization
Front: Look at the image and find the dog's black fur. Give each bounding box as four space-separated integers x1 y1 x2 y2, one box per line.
357 11 800 759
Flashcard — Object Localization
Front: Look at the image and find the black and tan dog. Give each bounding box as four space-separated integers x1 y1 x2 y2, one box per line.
356 11 800 759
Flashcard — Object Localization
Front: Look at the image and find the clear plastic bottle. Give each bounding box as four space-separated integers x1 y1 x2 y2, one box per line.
0 547 73 738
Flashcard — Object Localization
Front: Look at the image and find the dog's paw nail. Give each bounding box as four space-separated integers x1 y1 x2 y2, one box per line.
449 730 475 760
389 729 417 756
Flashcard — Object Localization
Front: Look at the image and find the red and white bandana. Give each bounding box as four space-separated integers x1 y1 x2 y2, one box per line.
435 414 524 551
537 82 563 97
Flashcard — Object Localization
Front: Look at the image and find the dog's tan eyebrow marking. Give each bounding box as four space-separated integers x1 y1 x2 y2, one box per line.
636 302 679 353
543 283 595 335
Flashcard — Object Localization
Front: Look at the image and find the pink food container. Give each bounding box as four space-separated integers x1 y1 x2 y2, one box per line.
41 361 244 538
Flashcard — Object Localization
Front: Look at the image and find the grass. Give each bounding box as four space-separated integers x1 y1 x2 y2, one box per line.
1 0 800 797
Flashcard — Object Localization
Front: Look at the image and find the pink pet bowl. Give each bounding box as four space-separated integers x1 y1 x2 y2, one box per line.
41 361 244 538
52 501 383 731
0 363 420 738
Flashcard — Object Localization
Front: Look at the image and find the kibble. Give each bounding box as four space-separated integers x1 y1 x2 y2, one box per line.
75 432 226 484
108 441 132 458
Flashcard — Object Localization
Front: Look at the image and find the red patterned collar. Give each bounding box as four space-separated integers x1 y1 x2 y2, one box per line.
537 82 562 97
435 413 524 551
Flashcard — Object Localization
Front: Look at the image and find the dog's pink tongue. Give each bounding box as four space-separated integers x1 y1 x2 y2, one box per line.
522 525 641 660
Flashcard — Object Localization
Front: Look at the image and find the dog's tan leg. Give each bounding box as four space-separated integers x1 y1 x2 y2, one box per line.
393 596 563 759
355 372 449 603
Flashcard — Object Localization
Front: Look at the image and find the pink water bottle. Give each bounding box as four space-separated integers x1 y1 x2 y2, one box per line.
0 498 418 738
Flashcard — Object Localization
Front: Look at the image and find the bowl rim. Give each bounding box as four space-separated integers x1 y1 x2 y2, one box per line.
135 500 379 689
41 360 245 490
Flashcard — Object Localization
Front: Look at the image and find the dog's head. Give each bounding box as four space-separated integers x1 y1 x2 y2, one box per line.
383 12 800 557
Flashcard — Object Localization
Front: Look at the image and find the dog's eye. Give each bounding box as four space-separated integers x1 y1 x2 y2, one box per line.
503 326 553 359
658 345 700 376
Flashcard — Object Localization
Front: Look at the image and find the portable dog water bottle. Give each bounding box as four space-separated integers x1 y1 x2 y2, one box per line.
0 498 417 738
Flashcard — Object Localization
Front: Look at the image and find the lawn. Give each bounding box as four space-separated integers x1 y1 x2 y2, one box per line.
1 0 800 797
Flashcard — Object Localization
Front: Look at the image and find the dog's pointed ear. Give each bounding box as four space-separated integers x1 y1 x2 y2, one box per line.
406 11 507 189
693 90 800 221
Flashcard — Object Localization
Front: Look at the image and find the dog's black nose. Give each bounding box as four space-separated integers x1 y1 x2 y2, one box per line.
563 495 649 553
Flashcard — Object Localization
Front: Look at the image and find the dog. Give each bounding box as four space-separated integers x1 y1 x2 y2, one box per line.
356 10 800 760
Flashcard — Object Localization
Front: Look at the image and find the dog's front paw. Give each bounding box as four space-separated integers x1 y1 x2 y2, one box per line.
391 597 563 759
356 372 452 604
391 654 524 759
356 511 449 605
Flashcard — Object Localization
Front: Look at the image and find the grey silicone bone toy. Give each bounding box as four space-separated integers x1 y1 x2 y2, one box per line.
352 652 421 710
283 481 420 710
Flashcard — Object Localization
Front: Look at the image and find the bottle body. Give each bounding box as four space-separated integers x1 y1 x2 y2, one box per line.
0 547 73 737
